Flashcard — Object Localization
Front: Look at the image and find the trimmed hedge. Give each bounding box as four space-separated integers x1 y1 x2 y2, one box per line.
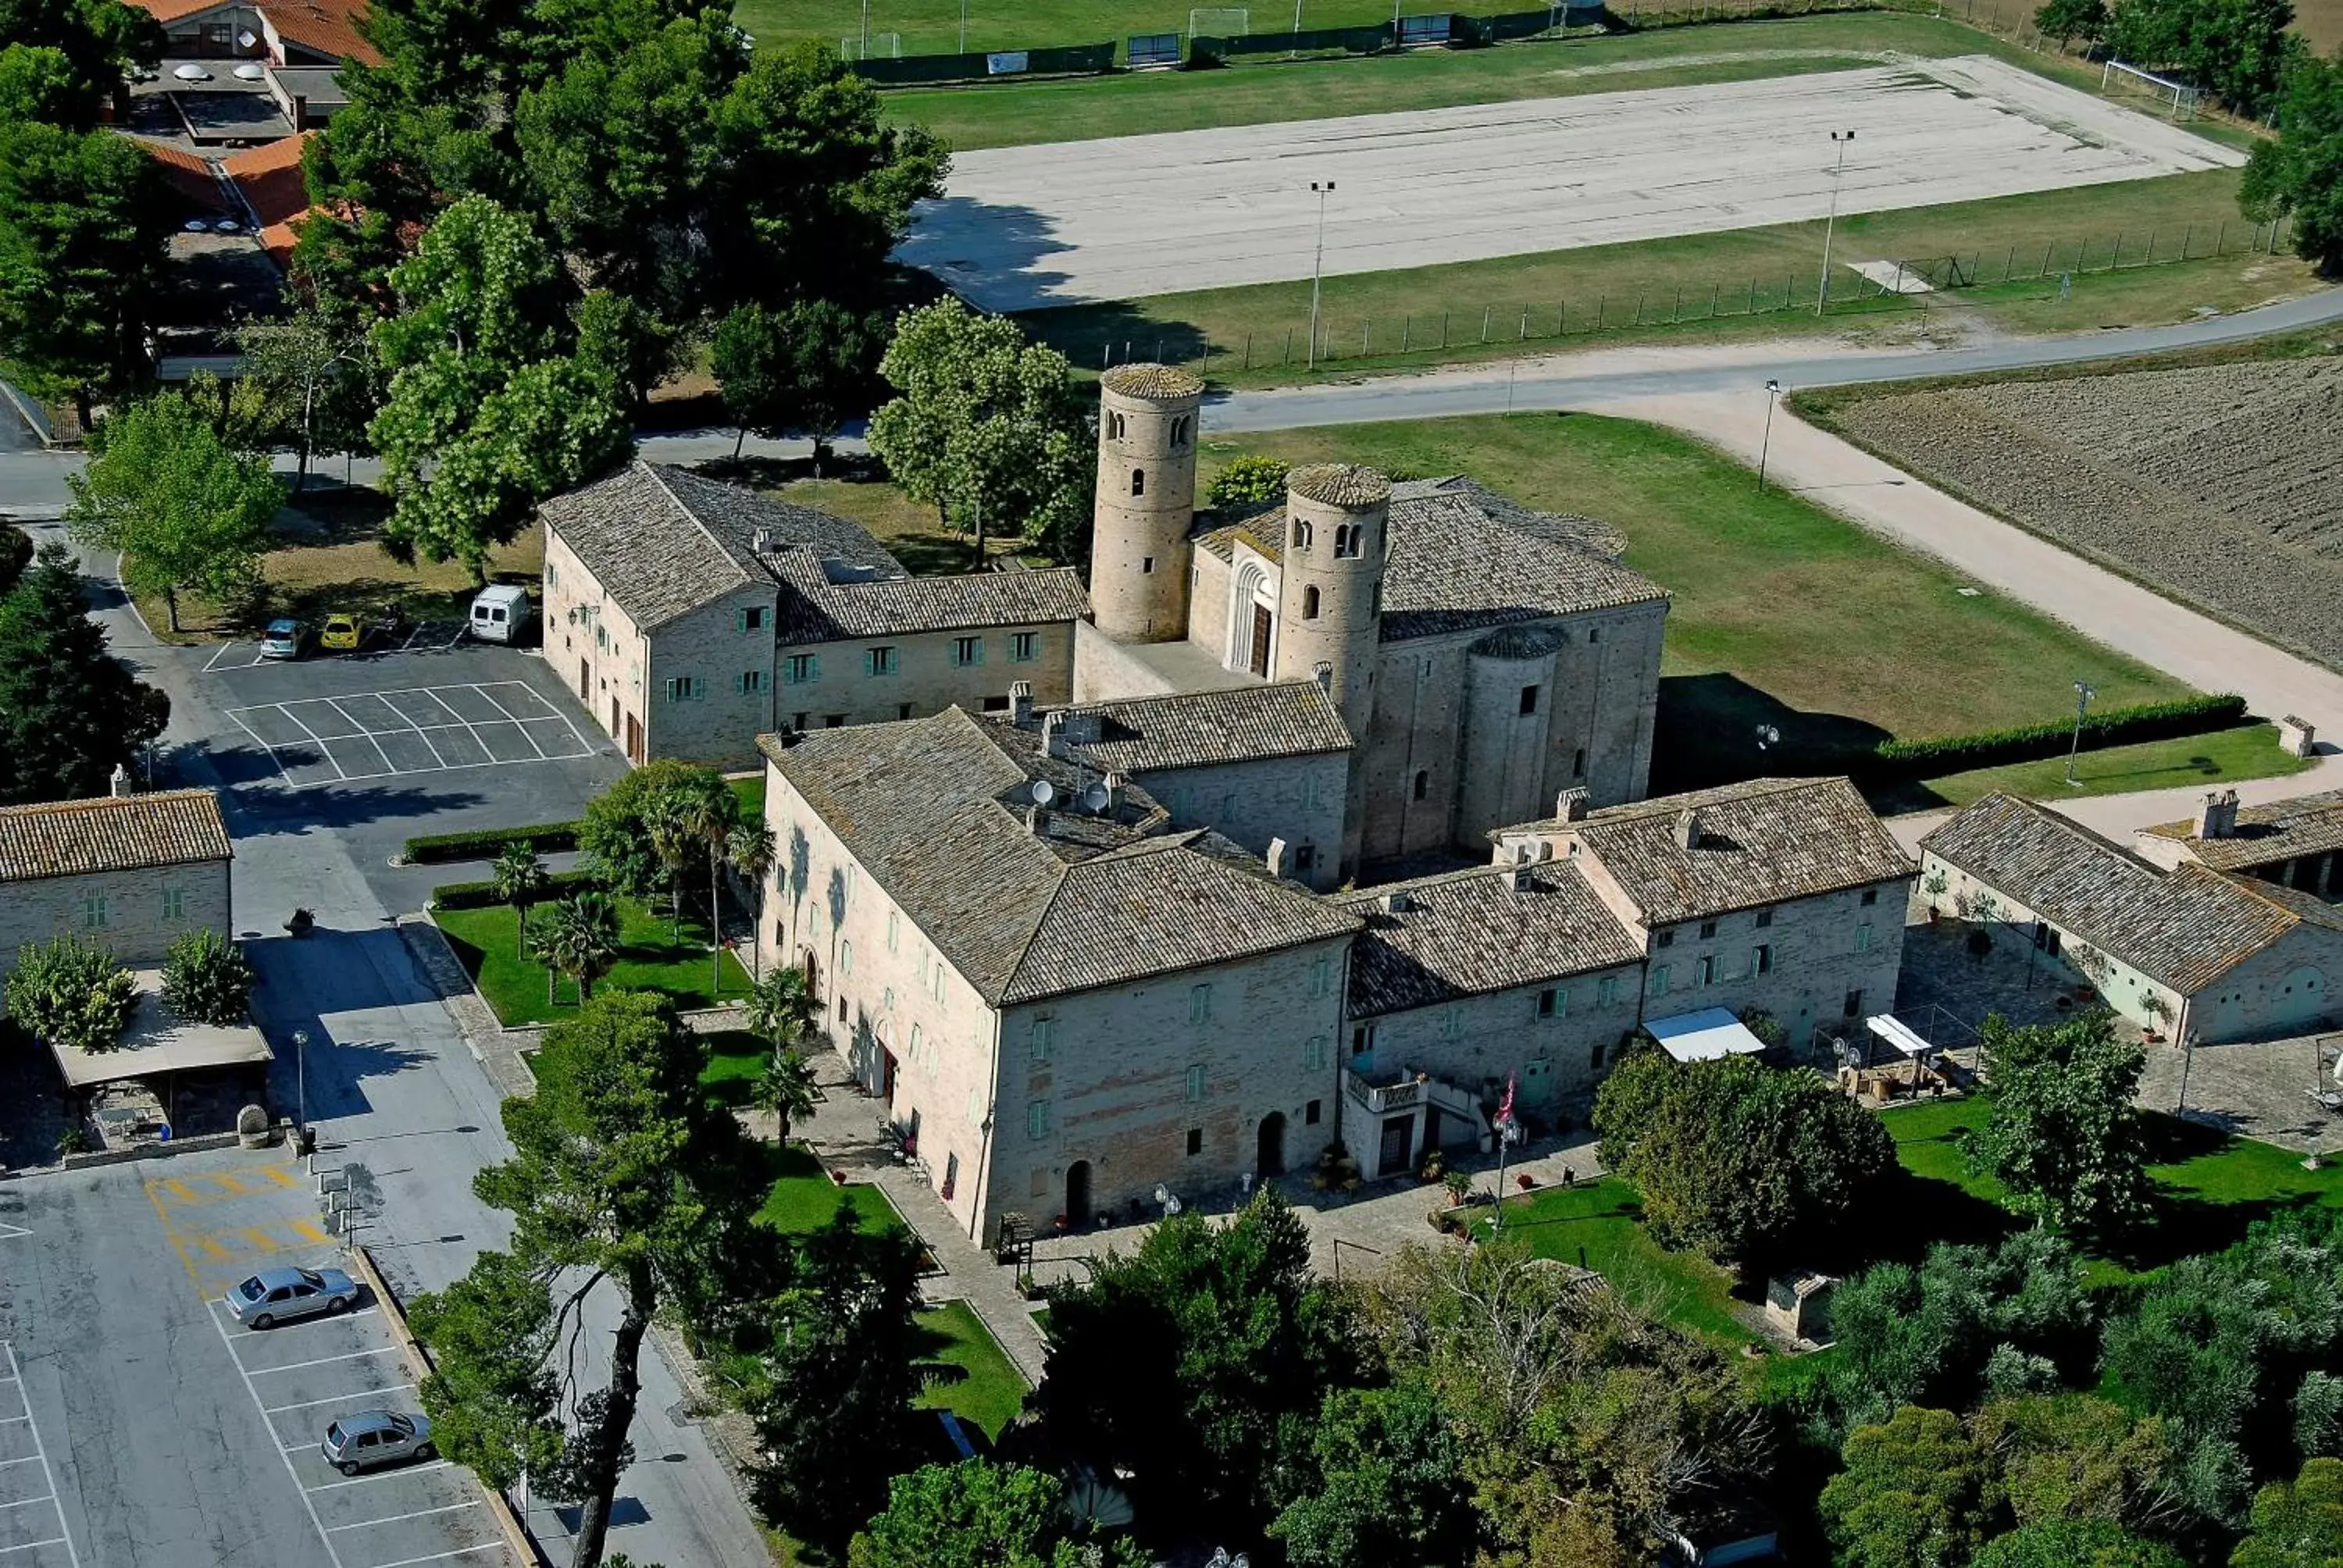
430 868 603 911
403 821 580 864
1868 693 2248 776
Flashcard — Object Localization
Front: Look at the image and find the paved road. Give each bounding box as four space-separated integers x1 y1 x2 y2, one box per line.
1204 284 2343 431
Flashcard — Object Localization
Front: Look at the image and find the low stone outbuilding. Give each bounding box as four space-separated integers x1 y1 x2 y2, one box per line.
0 788 233 976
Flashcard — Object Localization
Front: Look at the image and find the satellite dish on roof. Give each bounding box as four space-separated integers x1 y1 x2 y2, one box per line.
1029 779 1055 806
1079 782 1110 813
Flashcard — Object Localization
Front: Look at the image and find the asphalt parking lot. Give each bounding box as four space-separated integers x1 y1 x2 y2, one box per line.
226 680 597 791
0 1149 518 1568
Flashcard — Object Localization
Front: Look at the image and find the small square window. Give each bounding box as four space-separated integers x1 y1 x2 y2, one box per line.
1308 957 1329 997
83 896 108 929
1031 1018 1053 1064
1412 769 1429 800
1591 1038 1607 1070
1696 955 1716 986
162 887 185 920
1186 1128 1203 1156
1856 922 1874 953
1589 626 1602 644
1860 887 1880 907
1699 920 1717 939
1305 1099 1321 1126
1142 557 1157 574
1294 844 1317 873
1597 975 1618 1006
736 606 769 633
1028 1100 1052 1140
1843 989 1865 1020
1184 1063 1206 1101
897 703 913 720
1536 988 1557 1018
824 715 845 728
1754 908 1774 928
951 636 982 668
1655 929 1675 948
1752 944 1774 976
1189 984 1212 1025
866 645 899 677
783 654 819 685
737 669 768 695
1572 748 1586 779
1519 684 1539 716
1650 964 1671 995
1303 1035 1328 1071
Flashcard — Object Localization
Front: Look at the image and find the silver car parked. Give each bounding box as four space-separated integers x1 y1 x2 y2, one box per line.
225 1265 361 1328
320 1411 435 1476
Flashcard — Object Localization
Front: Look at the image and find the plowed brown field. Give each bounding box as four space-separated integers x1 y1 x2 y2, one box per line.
1831 358 2343 668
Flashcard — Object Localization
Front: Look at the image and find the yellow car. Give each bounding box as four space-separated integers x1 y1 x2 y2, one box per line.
319 612 366 651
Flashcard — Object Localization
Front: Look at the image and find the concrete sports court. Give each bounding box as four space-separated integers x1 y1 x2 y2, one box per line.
900 54 2243 311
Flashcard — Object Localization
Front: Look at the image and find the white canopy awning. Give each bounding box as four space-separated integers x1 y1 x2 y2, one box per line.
48 970 273 1090
1865 1014 1935 1058
1646 1007 1769 1064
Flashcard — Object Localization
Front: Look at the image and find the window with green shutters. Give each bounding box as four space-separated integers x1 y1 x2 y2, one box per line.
867 646 898 676
951 636 982 668
783 654 818 684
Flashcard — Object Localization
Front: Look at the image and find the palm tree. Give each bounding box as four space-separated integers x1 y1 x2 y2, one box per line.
490 842 551 960
719 816 775 987
644 798 699 946
746 963 817 1053
671 786 742 992
533 891 620 1006
757 1049 820 1146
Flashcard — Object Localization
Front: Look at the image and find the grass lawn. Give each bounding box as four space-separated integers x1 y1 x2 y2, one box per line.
433 897 752 1027
1881 723 2316 814
1022 169 2313 384
746 0 1475 58
1204 415 2191 790
915 1299 1031 1438
1476 1177 1761 1349
727 771 766 820
757 1143 910 1235
701 1030 772 1110
767 476 1059 575
877 13 2137 148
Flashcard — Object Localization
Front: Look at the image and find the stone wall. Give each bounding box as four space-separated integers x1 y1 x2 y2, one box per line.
543 526 654 764
640 588 786 769
772 622 1075 733
1136 752 1350 892
0 861 232 976
1355 959 1646 1114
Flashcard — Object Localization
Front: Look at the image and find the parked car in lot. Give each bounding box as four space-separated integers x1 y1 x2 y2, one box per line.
319 612 367 650
226 1265 361 1328
258 618 312 660
467 583 532 644
320 1411 435 1475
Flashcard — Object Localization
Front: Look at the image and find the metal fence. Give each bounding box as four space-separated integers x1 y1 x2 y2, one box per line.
1060 216 2295 375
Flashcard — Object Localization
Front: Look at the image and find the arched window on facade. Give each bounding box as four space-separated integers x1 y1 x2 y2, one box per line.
1302 585 1320 620
1132 469 1146 497
1107 412 1125 440
1171 415 1190 446
1332 523 1353 557
1292 519 1312 551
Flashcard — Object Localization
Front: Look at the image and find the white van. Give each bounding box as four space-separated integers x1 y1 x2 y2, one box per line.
468 583 533 644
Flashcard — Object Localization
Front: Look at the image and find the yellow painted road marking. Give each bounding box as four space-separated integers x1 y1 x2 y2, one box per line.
159 1178 202 1206
236 1228 288 1255
255 1166 301 1189
192 1233 239 1263
287 1219 330 1245
143 1178 207 1291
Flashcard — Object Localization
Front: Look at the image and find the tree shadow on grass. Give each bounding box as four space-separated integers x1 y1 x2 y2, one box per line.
1651 672 1890 796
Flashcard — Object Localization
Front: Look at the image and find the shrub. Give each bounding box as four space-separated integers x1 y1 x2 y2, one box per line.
160 928 255 1025
403 821 580 864
5 932 138 1053
1205 454 1290 508
1868 693 2246 776
431 868 604 911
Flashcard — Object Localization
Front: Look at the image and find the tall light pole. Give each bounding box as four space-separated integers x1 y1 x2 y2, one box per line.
2064 679 2097 786
1817 129 1855 317
958 0 967 52
1757 378 1782 493
1307 180 1336 371
861 0 870 56
292 1027 310 1134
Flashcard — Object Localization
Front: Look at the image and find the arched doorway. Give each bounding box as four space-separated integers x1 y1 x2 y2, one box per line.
1065 1160 1092 1228
1228 561 1275 677
1256 1112 1287 1178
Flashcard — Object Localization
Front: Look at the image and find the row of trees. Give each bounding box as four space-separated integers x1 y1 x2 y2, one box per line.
6 925 255 1054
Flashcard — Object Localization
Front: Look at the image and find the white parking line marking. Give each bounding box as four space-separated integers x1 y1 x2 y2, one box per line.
418 688 496 760
226 681 596 790
265 1382 414 1414
208 1301 346 1568
307 1460 451 1492
2 1342 81 1568
0 1415 27 1425
0 1538 66 1556
273 704 352 783
326 1502 478 1533
0 1458 38 1470
369 1543 501 1568
362 697 452 768
0 1497 53 1511
242 1346 403 1375
225 707 295 784
469 686 549 759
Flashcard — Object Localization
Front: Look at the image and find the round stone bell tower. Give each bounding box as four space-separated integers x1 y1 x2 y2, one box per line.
1274 462 1389 875
1089 362 1204 643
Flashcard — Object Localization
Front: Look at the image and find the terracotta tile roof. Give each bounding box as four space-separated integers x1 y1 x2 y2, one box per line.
1100 363 1203 401
1543 777 1912 926
138 140 230 210
1288 463 1392 510
130 0 236 23
768 554 1091 644
1193 475 1658 640
1042 681 1353 774
1336 861 1644 1016
2139 786 2343 872
1920 793 2331 993
543 461 776 628
223 134 312 226
0 790 231 882
759 710 1356 1006
261 0 380 65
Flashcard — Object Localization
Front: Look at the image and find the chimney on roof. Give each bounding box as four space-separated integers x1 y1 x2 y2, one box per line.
751 526 772 555
1105 770 1127 808
1379 889 1412 914
1674 807 1702 850
1555 787 1589 823
1507 861 1532 891
1267 836 1290 878
1025 804 1045 834
1040 711 1066 758
1011 681 1034 727
109 762 134 798
2195 789 2240 841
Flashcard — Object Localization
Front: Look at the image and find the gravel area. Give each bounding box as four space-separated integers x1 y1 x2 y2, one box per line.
1831 356 2343 668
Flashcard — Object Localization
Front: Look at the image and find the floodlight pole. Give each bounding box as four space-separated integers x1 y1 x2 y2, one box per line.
293 1027 310 1133
2064 680 2096 786
1307 180 1335 370
1756 379 1781 493
861 0 870 56
958 0 968 52
1817 130 1855 317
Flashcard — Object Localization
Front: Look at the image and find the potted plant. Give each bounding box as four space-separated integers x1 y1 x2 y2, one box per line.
1516 1172 1536 1192
1443 1169 1472 1209
1419 1148 1445 1182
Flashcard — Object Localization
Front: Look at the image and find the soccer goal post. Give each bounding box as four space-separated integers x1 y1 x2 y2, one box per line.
1189 6 1250 37
2101 59 2200 117
840 30 902 59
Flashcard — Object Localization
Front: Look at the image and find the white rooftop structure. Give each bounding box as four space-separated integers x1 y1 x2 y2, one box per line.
48 970 272 1090
1646 1007 1769 1064
1865 1013 1935 1059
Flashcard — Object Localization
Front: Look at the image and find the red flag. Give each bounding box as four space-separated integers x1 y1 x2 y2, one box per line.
1497 1072 1517 1131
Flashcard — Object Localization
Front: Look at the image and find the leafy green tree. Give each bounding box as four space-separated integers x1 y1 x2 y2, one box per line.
577 759 732 897
1821 1406 2003 1568
0 540 169 804
5 930 136 1053
746 964 816 1054
233 308 374 493
2242 50 2343 276
2035 0 2111 46
1035 1188 1363 1538
369 195 629 575
1268 1379 1479 1568
1206 454 1293 508
2104 0 2304 117
1975 1519 2187 1568
0 116 172 399
711 298 877 465
868 300 1096 568
407 1249 565 1491
0 43 81 126
422 991 777 1568
159 928 255 1026
1963 1013 2153 1236
1592 1048 1895 1265
1974 1393 2174 1531
0 0 160 119
490 843 551 959
0 523 31 597
533 891 619 1006
745 1207 929 1548
848 1459 1143 1568
2232 1458 2343 1568
66 387 283 631
723 816 774 969
1824 1231 2090 1428
2298 1371 2343 1461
